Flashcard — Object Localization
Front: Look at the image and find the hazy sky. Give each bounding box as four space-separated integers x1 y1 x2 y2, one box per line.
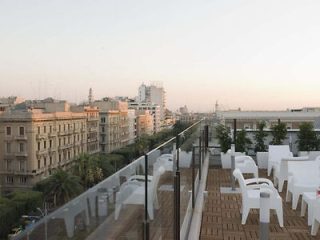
1 0 320 111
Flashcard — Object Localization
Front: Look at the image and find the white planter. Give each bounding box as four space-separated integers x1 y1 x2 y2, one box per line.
256 152 268 169
221 151 245 169
298 151 320 160
180 151 192 168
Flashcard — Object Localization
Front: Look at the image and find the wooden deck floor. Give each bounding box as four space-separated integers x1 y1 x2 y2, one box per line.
200 168 320 240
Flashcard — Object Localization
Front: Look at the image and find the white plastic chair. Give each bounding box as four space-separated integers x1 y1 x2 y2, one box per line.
235 156 259 178
273 156 309 192
115 166 165 220
233 169 284 226
311 198 320 236
268 145 292 176
155 154 173 171
286 160 320 210
221 149 245 168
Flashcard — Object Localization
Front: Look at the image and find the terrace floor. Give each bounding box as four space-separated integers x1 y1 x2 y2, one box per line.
200 168 320 240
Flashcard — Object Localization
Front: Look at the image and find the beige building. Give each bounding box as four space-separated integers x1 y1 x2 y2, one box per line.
71 105 100 155
0 104 88 193
128 101 161 134
136 110 153 137
94 99 129 153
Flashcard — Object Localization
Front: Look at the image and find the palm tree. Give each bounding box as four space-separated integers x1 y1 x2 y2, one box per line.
47 169 83 206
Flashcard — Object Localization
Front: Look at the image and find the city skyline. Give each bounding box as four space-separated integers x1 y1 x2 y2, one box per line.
1 1 320 111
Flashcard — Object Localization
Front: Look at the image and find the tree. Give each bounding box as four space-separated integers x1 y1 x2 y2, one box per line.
216 124 232 153
297 122 320 151
254 121 268 152
235 129 252 153
73 154 104 188
35 169 83 206
270 122 287 145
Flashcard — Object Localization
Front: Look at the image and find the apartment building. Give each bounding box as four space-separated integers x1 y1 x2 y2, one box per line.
128 101 161 134
94 99 129 153
135 110 153 137
0 96 25 112
0 104 88 193
127 109 136 144
138 83 166 121
71 105 100 154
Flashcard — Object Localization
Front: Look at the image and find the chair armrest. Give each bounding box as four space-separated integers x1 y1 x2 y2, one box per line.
245 178 274 186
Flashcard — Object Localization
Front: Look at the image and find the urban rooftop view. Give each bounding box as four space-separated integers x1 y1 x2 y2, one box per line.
1 1 320 240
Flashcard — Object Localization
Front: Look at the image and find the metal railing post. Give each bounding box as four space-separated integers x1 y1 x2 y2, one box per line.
231 144 236 191
192 146 195 208
174 136 181 240
199 136 202 180
143 154 149 240
260 191 270 240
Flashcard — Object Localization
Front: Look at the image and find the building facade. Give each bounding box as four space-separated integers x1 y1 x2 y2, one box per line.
0 106 88 193
94 99 129 153
135 110 154 137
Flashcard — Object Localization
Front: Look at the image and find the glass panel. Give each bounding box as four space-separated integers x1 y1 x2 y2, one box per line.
147 138 175 239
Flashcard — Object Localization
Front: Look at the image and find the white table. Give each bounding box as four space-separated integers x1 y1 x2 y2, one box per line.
301 192 317 225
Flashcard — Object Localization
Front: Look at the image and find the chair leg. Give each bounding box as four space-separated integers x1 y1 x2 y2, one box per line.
285 189 291 202
292 194 300 210
241 207 250 225
311 219 320 236
276 204 284 227
278 179 285 193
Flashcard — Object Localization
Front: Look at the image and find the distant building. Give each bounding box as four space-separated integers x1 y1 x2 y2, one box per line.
94 98 129 153
0 96 25 112
217 110 320 130
138 83 166 121
135 110 153 137
128 101 161 134
127 109 136 144
0 101 88 193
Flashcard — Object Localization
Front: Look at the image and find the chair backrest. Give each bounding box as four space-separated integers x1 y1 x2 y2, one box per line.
279 156 310 178
288 161 320 184
233 169 247 197
235 155 254 163
268 145 292 165
150 166 165 200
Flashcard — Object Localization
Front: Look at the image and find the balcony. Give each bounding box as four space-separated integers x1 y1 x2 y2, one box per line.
14 135 27 141
15 152 28 157
58 144 73 150
36 149 48 156
48 132 57 138
36 134 46 140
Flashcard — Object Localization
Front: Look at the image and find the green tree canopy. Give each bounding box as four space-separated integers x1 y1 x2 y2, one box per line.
254 121 268 152
270 122 287 145
297 122 320 151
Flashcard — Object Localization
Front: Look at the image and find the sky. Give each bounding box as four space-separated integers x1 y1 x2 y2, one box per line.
1 0 320 112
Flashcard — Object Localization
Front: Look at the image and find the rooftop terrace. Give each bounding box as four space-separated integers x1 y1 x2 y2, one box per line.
12 121 320 240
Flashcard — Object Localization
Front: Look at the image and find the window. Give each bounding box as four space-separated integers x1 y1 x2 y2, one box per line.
20 177 27 184
64 124 66 131
68 151 70 160
6 126 11 135
38 126 40 134
101 117 105 123
59 125 61 131
59 154 61 163
44 157 46 166
43 126 46 133
6 160 12 171
19 126 24 136
44 141 46 149
102 126 105 132
37 142 40 151
19 160 25 172
59 138 61 146
38 160 41 169
49 125 52 133
6 176 14 184
49 140 52 148
6 143 11 153
19 143 24 152
49 156 52 165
